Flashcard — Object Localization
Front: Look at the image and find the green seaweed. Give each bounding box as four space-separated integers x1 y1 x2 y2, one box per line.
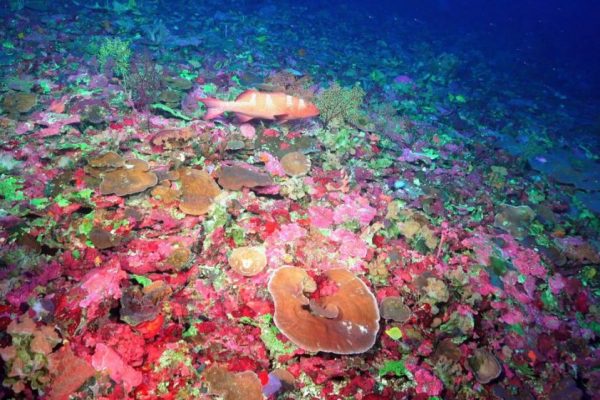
0 175 25 202
151 103 192 120
378 359 411 378
256 314 296 357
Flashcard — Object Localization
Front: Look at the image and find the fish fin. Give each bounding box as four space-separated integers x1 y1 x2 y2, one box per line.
235 113 254 123
198 97 225 120
274 114 289 123
235 89 258 101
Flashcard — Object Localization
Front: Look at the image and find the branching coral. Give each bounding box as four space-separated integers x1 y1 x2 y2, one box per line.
97 38 131 78
123 53 164 110
316 82 365 128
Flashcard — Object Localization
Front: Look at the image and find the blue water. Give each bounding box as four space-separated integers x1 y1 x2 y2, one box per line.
271 0 600 97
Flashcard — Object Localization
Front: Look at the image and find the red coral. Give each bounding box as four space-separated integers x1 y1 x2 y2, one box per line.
574 292 590 314
134 313 165 339
339 374 376 397
298 357 347 384
227 356 260 373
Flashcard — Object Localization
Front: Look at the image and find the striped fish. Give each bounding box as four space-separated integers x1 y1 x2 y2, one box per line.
197 89 319 123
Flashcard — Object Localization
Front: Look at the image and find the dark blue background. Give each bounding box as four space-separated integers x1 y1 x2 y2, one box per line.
296 0 600 99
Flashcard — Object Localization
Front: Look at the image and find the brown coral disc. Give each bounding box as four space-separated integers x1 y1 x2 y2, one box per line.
468 349 502 384
380 296 411 323
99 159 158 196
228 246 268 277
280 151 311 177
88 151 124 169
217 165 273 191
203 364 263 400
177 168 221 215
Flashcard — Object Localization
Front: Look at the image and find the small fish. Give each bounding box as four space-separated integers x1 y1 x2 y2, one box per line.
197 89 319 123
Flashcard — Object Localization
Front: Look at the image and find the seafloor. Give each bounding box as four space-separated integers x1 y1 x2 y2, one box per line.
0 1 599 399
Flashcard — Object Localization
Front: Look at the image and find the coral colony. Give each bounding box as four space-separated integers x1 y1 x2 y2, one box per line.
1 1 599 399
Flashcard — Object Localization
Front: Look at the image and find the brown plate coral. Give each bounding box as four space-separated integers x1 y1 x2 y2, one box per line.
177 167 221 215
268 266 380 354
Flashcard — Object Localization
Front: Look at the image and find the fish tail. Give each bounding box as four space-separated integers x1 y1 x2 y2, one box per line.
198 98 226 120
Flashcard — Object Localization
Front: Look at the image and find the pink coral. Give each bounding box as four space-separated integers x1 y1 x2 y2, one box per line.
461 232 494 265
330 228 368 260
333 194 377 226
412 367 443 396
308 205 334 229
259 151 286 177
86 323 145 366
548 274 566 294
92 343 142 393
239 123 256 139
509 246 546 279
79 260 127 316
499 309 525 325
33 113 81 137
274 223 307 242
